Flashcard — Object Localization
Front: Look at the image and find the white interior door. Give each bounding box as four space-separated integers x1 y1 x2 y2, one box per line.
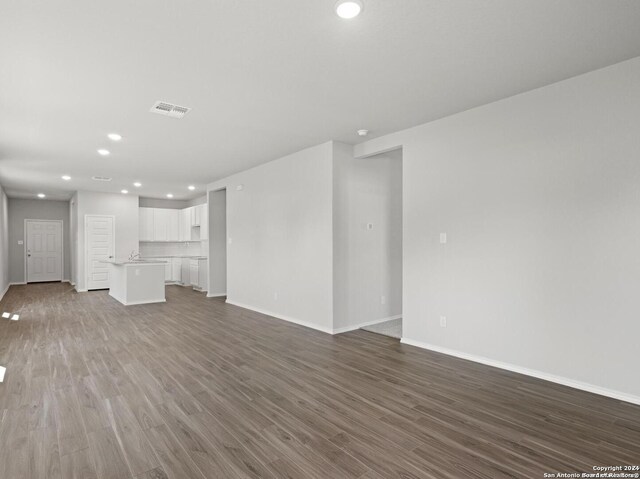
86 215 115 290
26 220 63 283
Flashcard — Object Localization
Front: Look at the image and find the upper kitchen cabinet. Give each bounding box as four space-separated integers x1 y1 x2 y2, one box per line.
153 208 170 241
140 208 180 242
152 209 166 241
179 208 192 242
190 205 201 227
139 207 154 242
200 204 208 240
167 209 180 241
139 204 207 242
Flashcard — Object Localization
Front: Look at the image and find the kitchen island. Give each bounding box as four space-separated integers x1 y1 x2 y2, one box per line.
102 260 167 306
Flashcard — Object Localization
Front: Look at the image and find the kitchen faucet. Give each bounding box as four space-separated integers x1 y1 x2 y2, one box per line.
128 251 141 261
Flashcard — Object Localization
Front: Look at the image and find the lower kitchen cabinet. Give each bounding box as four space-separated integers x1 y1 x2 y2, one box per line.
172 258 182 282
188 258 208 290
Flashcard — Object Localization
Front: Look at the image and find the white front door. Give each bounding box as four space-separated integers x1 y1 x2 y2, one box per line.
86 215 115 290
26 220 63 283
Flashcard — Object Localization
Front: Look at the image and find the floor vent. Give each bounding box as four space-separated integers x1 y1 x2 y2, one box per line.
150 101 191 119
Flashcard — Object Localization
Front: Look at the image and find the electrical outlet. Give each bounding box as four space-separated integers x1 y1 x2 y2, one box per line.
381 295 386 305
440 316 447 328
440 233 447 244
228 238 233 244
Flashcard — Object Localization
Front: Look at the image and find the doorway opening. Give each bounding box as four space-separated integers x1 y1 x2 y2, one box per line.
25 219 63 283
355 148 403 339
208 188 227 298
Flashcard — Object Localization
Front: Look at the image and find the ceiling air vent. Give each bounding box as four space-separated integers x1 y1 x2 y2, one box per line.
150 101 191 119
91 176 112 182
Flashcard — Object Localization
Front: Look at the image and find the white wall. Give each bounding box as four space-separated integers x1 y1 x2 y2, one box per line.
7 199 71 283
0 186 10 299
355 57 640 401
333 142 402 332
75 191 139 292
207 142 335 332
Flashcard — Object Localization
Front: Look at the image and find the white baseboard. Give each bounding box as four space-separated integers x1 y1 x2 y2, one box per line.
207 293 227 298
225 300 333 335
332 315 402 335
10 282 26 286
75 288 88 293
401 338 640 406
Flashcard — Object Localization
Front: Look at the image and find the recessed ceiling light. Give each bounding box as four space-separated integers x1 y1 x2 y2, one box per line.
121 189 129 194
97 149 110 156
188 185 195 191
335 0 363 19
37 193 46 198
133 182 142 187
357 129 369 137
166 193 174 198
107 133 122 141
61 175 71 181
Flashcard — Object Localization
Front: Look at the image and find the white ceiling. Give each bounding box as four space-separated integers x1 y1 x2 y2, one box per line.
2 0 640 200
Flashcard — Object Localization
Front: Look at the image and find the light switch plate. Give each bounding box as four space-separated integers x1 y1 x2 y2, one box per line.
18 240 23 245
439 233 447 244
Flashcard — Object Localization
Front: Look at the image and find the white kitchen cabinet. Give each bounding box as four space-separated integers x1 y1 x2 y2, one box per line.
167 209 180 241
153 209 169 241
150 208 180 242
139 206 203 243
198 258 208 290
200 204 208 240
179 208 192 242
172 258 182 282
188 258 208 290
190 205 201 227
155 258 171 281
181 258 190 285
189 260 198 286
139 208 154 241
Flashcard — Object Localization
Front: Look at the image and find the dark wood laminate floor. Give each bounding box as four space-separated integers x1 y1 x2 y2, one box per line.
0 283 638 479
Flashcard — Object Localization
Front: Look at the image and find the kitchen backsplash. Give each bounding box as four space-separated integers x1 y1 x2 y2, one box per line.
139 241 207 257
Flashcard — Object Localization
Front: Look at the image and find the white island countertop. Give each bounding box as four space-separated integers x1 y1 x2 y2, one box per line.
101 259 168 266
141 256 207 260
